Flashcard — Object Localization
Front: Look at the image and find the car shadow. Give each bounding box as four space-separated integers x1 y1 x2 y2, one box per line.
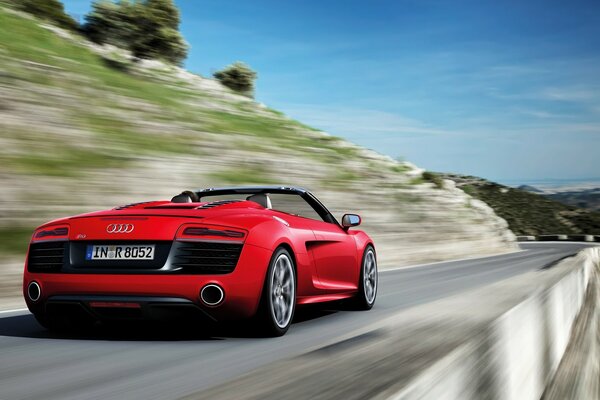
294 304 339 323
0 313 223 341
0 304 340 341
0 314 56 339
221 304 340 339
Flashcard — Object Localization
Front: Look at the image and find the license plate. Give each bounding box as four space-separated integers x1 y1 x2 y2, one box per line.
86 245 155 260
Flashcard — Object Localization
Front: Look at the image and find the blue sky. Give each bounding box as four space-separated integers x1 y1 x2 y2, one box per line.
63 0 600 184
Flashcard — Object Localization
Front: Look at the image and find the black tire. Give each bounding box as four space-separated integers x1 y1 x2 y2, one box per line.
256 247 296 337
353 245 378 310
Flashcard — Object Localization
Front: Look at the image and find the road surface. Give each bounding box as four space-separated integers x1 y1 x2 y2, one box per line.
0 242 596 400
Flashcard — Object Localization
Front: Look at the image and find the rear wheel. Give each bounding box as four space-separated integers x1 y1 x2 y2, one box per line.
257 247 296 336
353 245 378 310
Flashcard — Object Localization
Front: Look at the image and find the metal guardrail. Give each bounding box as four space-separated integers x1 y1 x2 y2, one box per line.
517 234 599 242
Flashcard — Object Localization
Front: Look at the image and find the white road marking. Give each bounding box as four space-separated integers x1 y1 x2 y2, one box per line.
0 308 28 314
522 241 599 245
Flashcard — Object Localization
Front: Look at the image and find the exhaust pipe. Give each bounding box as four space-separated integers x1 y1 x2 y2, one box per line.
27 281 41 302
200 284 224 306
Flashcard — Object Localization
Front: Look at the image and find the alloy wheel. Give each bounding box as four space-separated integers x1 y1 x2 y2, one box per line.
363 249 377 305
270 253 295 328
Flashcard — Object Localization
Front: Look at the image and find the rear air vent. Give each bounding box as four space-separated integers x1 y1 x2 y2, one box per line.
144 205 199 209
172 241 243 274
196 200 241 209
27 241 67 273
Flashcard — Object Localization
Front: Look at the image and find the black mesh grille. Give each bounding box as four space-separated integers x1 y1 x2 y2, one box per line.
196 200 241 209
27 241 67 272
172 241 243 274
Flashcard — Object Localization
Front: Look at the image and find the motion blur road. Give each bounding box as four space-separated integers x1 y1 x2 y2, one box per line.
0 242 596 400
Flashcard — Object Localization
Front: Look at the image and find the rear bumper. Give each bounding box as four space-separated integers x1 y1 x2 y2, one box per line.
23 244 272 321
44 295 214 323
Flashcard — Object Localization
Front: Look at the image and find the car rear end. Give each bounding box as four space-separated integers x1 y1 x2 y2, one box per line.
23 215 271 326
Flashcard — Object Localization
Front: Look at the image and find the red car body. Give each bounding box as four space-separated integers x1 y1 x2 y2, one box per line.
23 187 376 334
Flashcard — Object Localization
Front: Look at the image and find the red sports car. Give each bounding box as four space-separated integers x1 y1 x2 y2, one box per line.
23 186 377 336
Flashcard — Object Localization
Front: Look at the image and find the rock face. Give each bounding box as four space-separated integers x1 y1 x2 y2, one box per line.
0 6 517 307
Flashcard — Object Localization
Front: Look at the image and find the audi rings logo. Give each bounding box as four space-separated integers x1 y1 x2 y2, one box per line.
106 224 135 234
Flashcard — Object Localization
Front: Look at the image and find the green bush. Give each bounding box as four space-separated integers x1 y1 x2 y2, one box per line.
10 0 79 31
422 171 444 189
83 0 188 65
213 62 257 97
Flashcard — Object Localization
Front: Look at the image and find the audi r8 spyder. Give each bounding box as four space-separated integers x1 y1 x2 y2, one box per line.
23 186 378 336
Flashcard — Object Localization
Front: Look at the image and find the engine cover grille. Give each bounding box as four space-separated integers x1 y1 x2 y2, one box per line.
172 241 243 274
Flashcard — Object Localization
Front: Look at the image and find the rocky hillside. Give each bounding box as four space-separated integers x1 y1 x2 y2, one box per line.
443 174 600 235
0 6 517 306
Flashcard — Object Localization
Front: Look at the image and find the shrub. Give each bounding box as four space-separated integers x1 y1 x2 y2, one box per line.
101 49 133 71
11 0 79 31
422 171 444 189
213 62 257 97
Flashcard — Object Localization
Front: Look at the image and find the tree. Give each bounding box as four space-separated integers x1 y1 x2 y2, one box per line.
12 0 79 31
213 62 258 97
83 1 137 48
143 0 180 30
83 0 188 65
128 0 188 64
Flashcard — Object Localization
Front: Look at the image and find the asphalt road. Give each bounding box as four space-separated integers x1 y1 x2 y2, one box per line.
0 242 596 400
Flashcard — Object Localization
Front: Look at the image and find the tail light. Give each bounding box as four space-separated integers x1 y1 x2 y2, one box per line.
89 302 141 309
32 225 69 242
176 224 246 241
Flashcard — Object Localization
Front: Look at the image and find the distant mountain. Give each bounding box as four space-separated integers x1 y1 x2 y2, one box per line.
517 185 545 193
546 188 600 212
517 183 600 211
441 174 600 235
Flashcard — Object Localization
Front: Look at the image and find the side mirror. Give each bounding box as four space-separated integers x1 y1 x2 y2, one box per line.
342 214 361 229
